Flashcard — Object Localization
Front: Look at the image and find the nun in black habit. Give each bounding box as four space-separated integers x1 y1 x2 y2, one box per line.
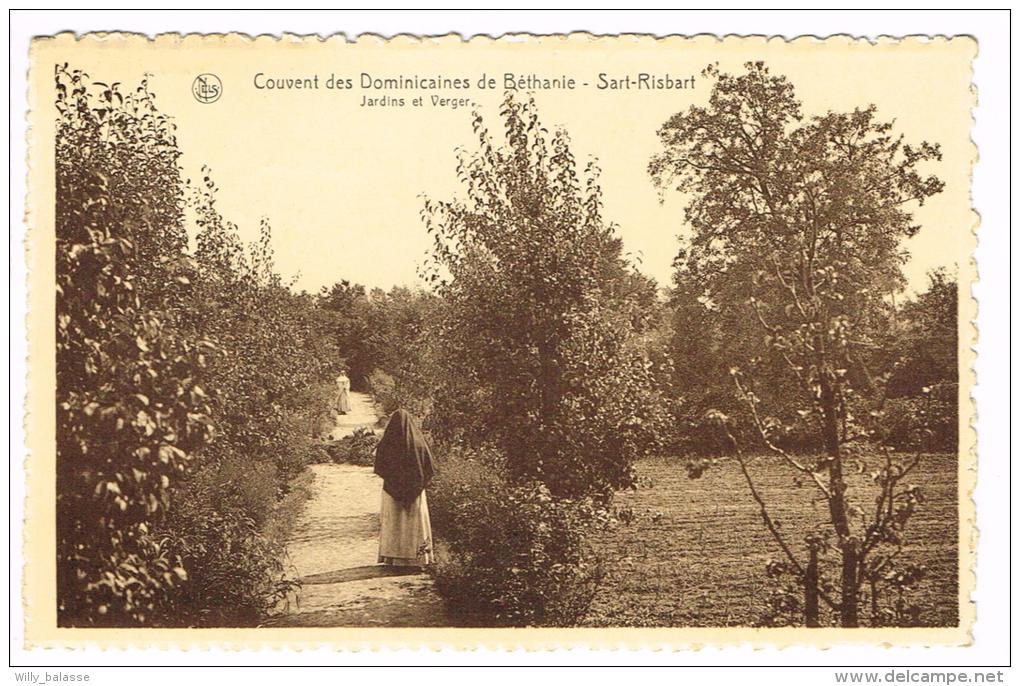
373 409 435 566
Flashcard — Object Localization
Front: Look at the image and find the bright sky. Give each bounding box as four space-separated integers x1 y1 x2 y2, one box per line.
39 34 976 294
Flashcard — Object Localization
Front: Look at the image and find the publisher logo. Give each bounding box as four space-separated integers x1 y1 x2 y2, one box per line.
192 74 222 104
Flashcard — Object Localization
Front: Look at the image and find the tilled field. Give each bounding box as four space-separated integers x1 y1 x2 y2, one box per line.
585 452 960 627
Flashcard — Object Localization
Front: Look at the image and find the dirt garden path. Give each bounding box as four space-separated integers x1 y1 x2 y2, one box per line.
270 392 449 627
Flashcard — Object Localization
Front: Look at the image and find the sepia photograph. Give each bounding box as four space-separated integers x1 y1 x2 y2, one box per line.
20 26 986 654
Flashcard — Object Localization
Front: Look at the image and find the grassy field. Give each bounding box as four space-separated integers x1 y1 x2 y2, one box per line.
584 452 959 627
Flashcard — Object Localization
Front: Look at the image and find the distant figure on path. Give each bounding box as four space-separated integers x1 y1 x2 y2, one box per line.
335 372 352 415
373 409 435 567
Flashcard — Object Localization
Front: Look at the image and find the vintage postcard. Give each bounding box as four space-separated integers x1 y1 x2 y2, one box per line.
23 32 977 649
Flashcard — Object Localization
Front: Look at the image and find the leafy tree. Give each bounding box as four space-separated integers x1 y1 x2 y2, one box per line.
318 281 438 414
659 272 748 455
320 280 372 387
652 63 943 626
188 180 335 485
424 94 663 498
876 268 958 452
55 65 213 625
156 176 340 624
886 267 958 398
55 66 339 626
362 286 441 419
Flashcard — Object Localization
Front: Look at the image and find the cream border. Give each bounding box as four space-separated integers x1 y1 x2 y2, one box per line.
23 31 978 650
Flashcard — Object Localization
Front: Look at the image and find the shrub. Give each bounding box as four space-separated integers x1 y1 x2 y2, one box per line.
286 381 338 442
880 382 958 452
55 66 215 626
367 369 398 415
368 367 433 422
55 66 340 625
162 468 296 626
325 426 379 466
429 448 608 626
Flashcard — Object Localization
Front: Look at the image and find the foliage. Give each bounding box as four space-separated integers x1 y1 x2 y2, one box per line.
885 268 958 399
652 62 944 626
324 427 380 466
429 448 608 626
318 281 371 387
292 381 339 442
364 288 439 420
367 369 399 415
662 274 810 455
423 93 665 498
878 269 958 452
55 65 214 625
55 66 339 626
186 181 339 483
161 461 298 626
759 546 929 628
880 382 957 452
663 270 958 457
156 176 339 623
319 284 438 420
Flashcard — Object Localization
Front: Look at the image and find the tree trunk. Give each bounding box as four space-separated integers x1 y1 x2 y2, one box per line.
804 545 820 627
839 542 859 627
819 370 859 627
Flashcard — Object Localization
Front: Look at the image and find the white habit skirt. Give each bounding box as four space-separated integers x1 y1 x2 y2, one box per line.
378 488 434 566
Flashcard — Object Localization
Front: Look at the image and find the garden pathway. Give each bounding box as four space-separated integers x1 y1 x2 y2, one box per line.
270 392 448 627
